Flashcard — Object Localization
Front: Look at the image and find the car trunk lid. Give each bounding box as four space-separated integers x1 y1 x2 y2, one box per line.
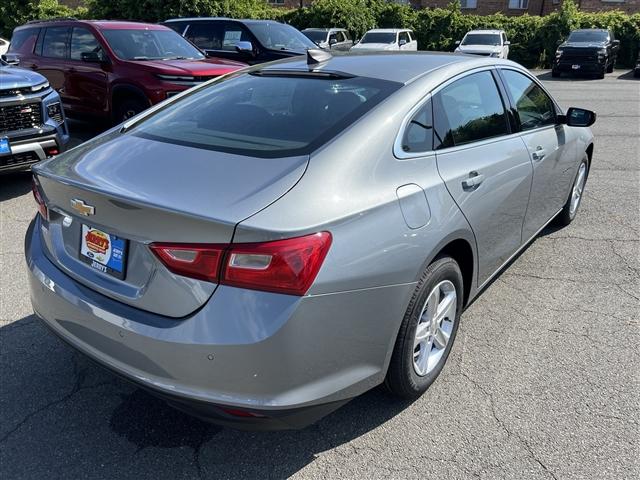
33 131 308 317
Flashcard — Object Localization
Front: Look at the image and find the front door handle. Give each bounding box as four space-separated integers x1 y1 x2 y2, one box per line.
462 172 485 190
532 146 546 161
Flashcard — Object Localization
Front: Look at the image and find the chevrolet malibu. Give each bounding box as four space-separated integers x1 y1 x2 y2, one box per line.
26 52 595 430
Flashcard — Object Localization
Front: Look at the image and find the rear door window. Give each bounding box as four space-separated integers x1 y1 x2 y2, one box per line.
433 70 510 148
500 69 556 131
402 98 434 153
42 27 71 59
131 73 401 158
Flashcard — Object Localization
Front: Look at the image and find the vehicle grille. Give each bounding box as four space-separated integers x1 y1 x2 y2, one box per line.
0 101 43 133
0 151 39 169
561 49 598 62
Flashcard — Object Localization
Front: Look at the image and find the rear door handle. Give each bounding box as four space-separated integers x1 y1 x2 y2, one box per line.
462 172 485 190
531 146 546 161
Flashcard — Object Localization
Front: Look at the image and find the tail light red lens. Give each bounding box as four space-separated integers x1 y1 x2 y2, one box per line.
149 243 226 283
223 232 332 296
150 232 332 296
31 176 48 220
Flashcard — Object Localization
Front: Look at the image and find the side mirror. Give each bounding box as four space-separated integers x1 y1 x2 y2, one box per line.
235 41 254 55
561 107 596 127
504 41 511 46
81 51 103 63
1 53 20 66
613 39 620 46
399 39 407 46
329 38 337 46
454 40 461 46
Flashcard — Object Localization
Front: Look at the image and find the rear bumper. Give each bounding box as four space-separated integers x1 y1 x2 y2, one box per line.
26 217 413 429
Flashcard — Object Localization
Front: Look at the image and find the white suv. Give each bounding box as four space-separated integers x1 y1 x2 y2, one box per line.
351 29 417 51
455 30 510 59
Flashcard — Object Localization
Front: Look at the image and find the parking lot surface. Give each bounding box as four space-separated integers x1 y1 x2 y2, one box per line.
1 71 638 479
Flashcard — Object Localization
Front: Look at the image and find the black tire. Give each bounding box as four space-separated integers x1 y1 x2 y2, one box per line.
595 68 605 79
555 155 589 227
606 57 615 74
634 69 640 78
114 97 147 124
385 256 464 399
551 69 561 78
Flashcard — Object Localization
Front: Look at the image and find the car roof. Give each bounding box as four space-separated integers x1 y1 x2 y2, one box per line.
302 28 345 32
572 28 608 32
465 29 504 34
17 19 168 30
365 29 411 34
164 17 284 25
258 51 499 84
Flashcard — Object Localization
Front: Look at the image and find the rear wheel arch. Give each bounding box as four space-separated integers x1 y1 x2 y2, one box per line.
432 238 474 308
585 143 594 173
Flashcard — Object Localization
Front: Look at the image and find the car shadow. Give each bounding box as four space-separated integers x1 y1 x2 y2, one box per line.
0 315 415 478
535 71 602 82
0 171 32 201
616 69 639 81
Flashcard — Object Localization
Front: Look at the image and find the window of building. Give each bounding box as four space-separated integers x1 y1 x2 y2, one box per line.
460 0 478 8
508 0 529 9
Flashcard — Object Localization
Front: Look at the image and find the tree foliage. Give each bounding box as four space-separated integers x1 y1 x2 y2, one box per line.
2 0 638 68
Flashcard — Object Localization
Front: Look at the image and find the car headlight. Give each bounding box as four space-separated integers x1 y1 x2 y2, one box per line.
31 81 50 93
157 74 197 82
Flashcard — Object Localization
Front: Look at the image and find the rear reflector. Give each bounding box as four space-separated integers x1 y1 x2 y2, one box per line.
149 243 226 283
150 232 332 296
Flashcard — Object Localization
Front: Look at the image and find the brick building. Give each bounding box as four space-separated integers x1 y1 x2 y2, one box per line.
266 0 639 15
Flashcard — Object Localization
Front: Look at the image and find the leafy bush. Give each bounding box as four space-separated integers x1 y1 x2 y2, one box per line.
2 0 638 68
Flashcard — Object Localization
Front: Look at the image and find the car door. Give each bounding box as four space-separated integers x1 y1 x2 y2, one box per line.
498 68 576 240
66 27 109 117
434 69 533 285
399 31 411 51
34 26 71 96
184 21 251 63
328 31 340 50
341 31 354 51
502 32 509 58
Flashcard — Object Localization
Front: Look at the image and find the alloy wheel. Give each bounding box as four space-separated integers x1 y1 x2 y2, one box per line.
413 280 457 376
570 162 587 217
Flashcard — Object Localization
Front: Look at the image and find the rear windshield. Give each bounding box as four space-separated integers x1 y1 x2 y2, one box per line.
567 31 608 43
102 29 204 60
361 32 396 44
131 72 400 158
462 34 501 46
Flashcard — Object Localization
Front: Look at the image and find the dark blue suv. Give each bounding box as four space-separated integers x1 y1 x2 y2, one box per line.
0 56 69 174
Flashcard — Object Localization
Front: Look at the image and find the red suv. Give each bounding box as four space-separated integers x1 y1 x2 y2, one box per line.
9 19 246 123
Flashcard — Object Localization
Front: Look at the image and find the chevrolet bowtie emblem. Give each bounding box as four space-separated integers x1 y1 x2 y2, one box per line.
70 198 95 216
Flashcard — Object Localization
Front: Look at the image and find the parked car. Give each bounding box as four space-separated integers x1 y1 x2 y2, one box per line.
351 29 417 51
0 37 9 55
301 28 353 51
455 29 510 59
553 28 619 79
0 56 69 174
164 18 317 65
8 19 246 123
27 51 595 430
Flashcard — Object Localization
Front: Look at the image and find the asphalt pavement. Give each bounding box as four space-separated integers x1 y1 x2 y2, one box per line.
1 70 638 479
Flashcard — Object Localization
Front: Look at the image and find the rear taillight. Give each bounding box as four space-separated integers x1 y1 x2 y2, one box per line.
150 232 332 296
31 176 48 220
222 232 332 296
149 243 226 283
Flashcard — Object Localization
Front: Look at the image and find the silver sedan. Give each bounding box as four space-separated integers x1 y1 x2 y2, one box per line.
26 51 595 430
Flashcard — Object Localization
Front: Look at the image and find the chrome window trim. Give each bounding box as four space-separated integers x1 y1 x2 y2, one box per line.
393 65 503 159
